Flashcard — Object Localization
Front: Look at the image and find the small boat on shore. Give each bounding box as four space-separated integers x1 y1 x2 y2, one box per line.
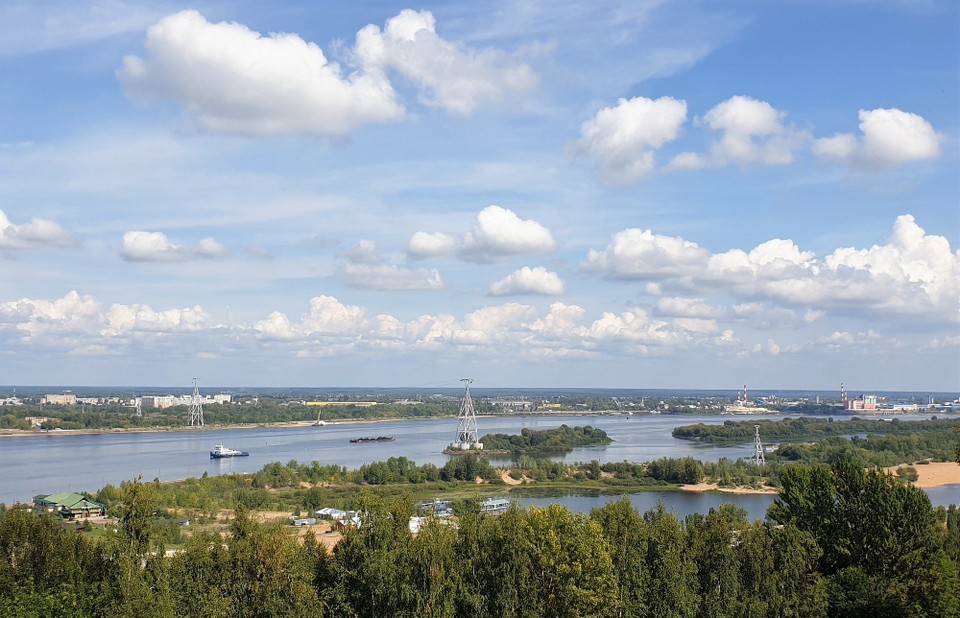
349 436 395 444
210 443 249 459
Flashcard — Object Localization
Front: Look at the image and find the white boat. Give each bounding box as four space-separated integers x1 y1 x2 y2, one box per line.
210 443 249 459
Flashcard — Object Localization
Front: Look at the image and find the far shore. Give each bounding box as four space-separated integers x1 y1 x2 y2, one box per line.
0 415 462 438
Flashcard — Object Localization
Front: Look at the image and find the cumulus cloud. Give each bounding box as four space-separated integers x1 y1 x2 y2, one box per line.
654 297 721 319
584 214 959 322
579 307 690 348
407 231 457 260
0 209 71 249
412 206 557 264
570 96 687 184
582 228 708 280
118 10 403 137
0 290 211 350
458 205 557 263
813 107 941 169
489 266 565 296
353 9 538 115
255 295 366 342
671 95 807 169
120 231 225 262
100 304 208 336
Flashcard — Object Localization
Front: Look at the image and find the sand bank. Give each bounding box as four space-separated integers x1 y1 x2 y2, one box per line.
886 462 960 488
680 482 778 495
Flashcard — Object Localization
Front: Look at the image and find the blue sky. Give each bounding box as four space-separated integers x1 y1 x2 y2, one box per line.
0 0 957 391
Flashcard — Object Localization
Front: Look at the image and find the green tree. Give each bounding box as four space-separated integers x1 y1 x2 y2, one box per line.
591 498 651 617
769 461 945 616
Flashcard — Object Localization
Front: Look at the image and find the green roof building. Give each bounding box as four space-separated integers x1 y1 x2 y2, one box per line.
33 492 105 519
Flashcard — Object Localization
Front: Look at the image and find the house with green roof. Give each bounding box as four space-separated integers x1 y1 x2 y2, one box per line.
33 492 105 519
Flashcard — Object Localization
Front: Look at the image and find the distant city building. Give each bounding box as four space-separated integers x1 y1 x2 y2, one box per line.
846 394 878 411
24 416 50 428
0 396 23 406
43 393 77 406
493 399 535 411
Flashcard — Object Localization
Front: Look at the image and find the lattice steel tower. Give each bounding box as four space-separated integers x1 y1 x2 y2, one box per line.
188 378 204 426
753 424 765 466
451 378 482 450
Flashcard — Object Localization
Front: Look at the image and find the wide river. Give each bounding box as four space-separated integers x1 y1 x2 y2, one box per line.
2 413 955 518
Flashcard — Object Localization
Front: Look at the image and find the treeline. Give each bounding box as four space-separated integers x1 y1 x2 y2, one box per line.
673 417 959 445
479 425 612 455
2 462 958 617
0 399 466 431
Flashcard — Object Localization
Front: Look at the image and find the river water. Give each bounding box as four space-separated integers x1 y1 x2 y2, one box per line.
2 413 955 516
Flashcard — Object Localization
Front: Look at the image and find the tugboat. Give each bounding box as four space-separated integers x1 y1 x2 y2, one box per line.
210 443 249 459
349 436 395 444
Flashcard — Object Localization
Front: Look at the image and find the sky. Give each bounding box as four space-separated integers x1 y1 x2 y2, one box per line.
0 0 957 391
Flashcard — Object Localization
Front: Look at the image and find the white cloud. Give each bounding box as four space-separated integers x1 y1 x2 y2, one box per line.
655 297 721 319
458 205 557 263
339 239 443 290
570 96 687 184
120 231 225 262
671 95 808 169
118 10 403 137
343 263 443 291
579 307 690 347
256 295 367 342
582 228 708 279
101 304 208 336
585 214 959 322
0 291 210 349
407 231 457 260
0 209 71 249
813 107 941 169
0 291 99 341
342 239 386 265
489 266 565 296
353 9 538 115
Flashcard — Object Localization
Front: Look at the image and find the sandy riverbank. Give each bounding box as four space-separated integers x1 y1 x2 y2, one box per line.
886 462 960 488
680 482 778 495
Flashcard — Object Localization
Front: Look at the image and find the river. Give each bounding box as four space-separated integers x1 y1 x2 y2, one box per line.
1 413 955 515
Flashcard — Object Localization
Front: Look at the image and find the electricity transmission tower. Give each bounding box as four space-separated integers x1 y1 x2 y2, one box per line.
451 378 482 450
188 378 204 426
753 425 765 466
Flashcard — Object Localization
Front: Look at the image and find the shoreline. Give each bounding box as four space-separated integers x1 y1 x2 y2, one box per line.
0 415 463 438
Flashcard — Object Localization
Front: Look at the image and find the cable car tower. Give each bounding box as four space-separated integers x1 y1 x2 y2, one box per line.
188 378 204 426
753 425 765 466
450 378 482 451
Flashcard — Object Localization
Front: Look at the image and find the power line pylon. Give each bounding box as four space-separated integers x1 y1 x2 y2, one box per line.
188 378 204 426
134 396 142 417
450 378 482 450
753 424 765 466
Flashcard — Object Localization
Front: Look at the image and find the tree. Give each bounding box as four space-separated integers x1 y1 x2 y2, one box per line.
769 461 945 616
591 498 651 617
